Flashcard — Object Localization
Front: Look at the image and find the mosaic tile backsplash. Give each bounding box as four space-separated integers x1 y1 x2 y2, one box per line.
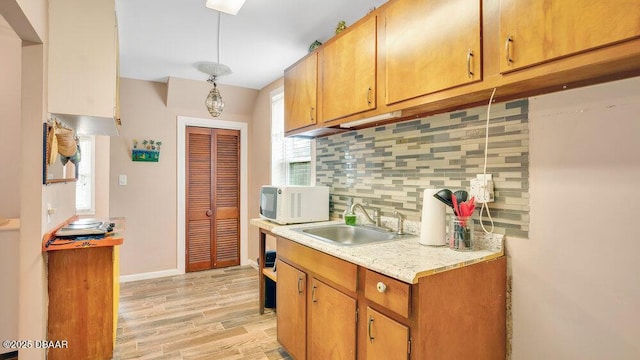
316 99 530 238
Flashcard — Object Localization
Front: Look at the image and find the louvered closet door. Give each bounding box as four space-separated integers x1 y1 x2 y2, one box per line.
212 129 240 268
186 127 240 272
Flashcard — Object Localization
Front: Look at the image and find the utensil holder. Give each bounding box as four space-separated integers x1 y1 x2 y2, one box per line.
449 216 474 251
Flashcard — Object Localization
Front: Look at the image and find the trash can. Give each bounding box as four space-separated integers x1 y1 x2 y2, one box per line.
265 250 276 268
264 250 277 309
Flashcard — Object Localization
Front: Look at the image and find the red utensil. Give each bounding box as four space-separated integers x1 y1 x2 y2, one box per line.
452 193 460 217
468 196 476 216
462 202 471 217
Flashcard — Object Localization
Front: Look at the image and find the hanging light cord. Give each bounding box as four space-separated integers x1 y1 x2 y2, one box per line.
479 88 497 234
217 11 222 64
206 11 223 85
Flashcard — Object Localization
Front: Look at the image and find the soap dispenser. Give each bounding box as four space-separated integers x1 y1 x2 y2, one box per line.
344 197 356 225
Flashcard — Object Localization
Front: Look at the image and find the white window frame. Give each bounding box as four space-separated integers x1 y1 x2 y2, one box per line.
270 87 315 186
75 135 95 215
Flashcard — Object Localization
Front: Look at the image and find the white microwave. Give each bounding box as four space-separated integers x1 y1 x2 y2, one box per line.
259 185 329 224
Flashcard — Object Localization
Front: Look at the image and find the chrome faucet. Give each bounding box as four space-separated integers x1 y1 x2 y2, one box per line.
350 202 381 227
392 209 405 235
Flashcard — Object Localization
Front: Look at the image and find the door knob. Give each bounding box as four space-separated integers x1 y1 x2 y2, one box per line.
206 209 213 217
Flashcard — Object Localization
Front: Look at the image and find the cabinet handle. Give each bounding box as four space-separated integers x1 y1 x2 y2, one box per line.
367 87 372 106
466 49 474 79
376 281 387 293
312 284 317 303
205 209 213 217
505 35 514 64
297 276 303 295
368 316 375 342
310 107 315 122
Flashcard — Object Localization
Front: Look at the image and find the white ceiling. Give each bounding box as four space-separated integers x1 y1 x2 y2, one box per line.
116 0 388 90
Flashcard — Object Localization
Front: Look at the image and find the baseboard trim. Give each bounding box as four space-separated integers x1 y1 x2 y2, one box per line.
119 258 256 283
119 269 183 283
247 259 258 270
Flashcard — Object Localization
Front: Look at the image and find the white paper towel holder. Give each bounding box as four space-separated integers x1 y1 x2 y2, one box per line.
420 188 447 246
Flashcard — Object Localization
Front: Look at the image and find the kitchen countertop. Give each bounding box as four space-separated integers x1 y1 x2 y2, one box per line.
42 216 124 252
251 218 504 284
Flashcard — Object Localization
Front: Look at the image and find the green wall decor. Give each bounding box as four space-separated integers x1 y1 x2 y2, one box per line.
132 139 162 162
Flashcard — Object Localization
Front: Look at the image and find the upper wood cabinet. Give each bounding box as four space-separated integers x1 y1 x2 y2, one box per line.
384 0 481 105
322 16 377 123
499 0 640 73
284 52 318 133
48 0 117 119
283 0 640 137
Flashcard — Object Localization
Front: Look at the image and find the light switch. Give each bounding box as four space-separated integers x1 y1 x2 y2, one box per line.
119 175 127 186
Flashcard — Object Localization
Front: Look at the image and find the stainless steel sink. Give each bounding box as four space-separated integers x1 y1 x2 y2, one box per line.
294 224 408 246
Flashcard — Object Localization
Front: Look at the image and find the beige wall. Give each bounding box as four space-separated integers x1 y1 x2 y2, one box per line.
0 16 22 218
1 0 45 43
509 76 640 359
19 42 48 360
0 227 19 355
3 1 80 358
0 14 21 352
111 77 258 277
248 78 283 261
167 76 258 121
14 0 46 41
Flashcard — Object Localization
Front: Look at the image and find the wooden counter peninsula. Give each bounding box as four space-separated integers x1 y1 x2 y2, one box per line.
42 216 124 360
251 219 506 359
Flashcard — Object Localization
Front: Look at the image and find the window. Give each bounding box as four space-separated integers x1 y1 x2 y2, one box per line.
76 135 95 214
271 89 314 186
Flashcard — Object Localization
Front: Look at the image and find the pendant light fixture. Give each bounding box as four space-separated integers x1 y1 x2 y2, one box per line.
200 62 231 117
197 11 232 118
205 0 246 15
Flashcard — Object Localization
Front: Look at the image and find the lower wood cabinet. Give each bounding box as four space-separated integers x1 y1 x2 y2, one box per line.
275 236 506 360
276 258 357 360
276 260 307 360
309 278 356 359
47 246 118 360
365 307 410 360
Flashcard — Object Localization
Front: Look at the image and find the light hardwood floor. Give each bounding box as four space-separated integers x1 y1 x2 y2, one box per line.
114 266 290 360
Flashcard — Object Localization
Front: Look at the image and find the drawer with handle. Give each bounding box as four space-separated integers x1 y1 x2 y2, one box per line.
364 269 411 318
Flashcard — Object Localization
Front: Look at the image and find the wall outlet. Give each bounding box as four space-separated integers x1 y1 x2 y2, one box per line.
470 174 494 203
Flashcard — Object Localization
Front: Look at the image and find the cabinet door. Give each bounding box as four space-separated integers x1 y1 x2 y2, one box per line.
309 278 356 360
365 307 410 360
276 260 307 359
284 53 318 132
500 0 640 73
48 0 117 118
322 16 377 122
48 247 114 360
385 0 481 105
